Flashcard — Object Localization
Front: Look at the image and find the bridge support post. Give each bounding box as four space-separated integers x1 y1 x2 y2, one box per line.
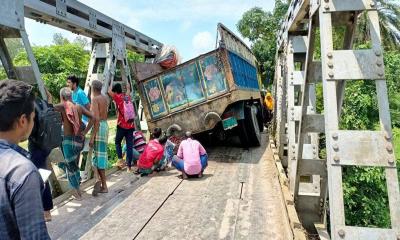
273 54 288 166
318 1 400 239
83 22 135 177
275 1 400 238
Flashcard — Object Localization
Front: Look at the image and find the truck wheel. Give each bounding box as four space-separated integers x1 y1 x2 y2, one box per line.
238 119 250 148
256 104 264 133
244 105 261 147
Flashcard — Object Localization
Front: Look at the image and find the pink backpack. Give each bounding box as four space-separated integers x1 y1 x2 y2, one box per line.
123 95 135 123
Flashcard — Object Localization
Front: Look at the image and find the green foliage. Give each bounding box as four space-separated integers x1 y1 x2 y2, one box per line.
237 1 289 84
0 69 6 80
393 128 400 163
340 80 379 130
107 144 118 169
355 1 400 50
14 39 90 102
343 166 391 227
127 50 144 63
384 51 400 127
0 38 26 80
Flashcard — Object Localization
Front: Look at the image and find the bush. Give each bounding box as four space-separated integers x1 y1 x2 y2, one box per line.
107 144 118 169
13 43 89 102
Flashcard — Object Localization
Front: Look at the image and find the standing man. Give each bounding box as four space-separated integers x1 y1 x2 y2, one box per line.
82 80 110 196
172 131 208 179
54 87 95 200
67 75 90 114
66 75 91 180
0 80 50 239
108 82 136 172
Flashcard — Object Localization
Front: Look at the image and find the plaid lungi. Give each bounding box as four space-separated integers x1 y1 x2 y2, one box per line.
59 136 84 189
92 120 109 169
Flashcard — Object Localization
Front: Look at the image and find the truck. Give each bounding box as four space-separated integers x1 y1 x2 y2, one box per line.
133 24 264 147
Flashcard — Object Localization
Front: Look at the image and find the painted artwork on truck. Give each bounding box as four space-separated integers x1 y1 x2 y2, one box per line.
199 54 227 97
161 70 187 110
143 78 167 118
179 63 205 104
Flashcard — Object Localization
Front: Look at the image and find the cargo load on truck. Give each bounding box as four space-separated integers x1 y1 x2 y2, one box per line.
132 24 263 147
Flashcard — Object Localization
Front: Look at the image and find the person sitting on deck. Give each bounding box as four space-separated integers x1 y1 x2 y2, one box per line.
122 130 147 164
54 87 95 200
135 129 167 176
172 131 208 179
81 80 110 196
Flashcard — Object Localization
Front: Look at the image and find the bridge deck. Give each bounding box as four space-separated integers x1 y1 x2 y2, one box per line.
47 133 291 240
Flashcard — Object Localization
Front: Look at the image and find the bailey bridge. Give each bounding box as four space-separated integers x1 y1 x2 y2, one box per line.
0 0 398 239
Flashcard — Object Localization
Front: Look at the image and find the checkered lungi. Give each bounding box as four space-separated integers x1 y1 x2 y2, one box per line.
92 120 109 169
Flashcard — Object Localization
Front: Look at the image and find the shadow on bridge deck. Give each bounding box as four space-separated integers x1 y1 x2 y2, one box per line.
47 133 292 240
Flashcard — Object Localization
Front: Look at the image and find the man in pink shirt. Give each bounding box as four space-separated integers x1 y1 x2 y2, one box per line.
172 131 208 179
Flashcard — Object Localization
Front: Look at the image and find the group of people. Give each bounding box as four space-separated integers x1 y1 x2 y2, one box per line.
0 76 209 238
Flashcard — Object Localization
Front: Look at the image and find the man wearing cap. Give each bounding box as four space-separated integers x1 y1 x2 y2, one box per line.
172 131 208 179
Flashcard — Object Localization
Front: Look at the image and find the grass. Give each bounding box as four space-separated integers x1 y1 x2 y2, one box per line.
393 127 400 161
393 127 400 180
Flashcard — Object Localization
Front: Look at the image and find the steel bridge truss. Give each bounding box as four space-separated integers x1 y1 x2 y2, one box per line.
273 0 400 239
0 0 162 195
0 0 162 98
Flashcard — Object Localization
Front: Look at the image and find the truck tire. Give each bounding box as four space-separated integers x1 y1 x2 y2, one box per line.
244 105 261 147
256 104 264 133
238 119 250 148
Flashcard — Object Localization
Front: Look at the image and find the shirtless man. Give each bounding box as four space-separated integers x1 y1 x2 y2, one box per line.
82 80 110 196
55 87 95 200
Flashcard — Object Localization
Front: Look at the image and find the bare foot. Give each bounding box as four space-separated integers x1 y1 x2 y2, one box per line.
115 159 125 169
99 187 108 193
72 190 82 201
92 181 101 197
44 211 52 222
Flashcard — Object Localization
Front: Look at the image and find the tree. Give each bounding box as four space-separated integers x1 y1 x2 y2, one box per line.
355 0 400 50
14 35 90 102
73 36 89 49
237 1 290 86
52 33 70 46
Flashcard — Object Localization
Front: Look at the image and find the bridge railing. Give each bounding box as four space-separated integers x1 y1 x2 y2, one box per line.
273 1 400 239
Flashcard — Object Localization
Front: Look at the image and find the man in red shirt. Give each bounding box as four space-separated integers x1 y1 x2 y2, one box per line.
108 82 135 172
136 131 167 176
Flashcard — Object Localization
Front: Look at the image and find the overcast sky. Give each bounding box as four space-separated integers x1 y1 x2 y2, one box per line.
26 0 275 61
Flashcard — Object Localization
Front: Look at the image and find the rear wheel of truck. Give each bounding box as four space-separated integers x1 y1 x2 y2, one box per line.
238 119 250 148
244 105 261 147
256 104 264 133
